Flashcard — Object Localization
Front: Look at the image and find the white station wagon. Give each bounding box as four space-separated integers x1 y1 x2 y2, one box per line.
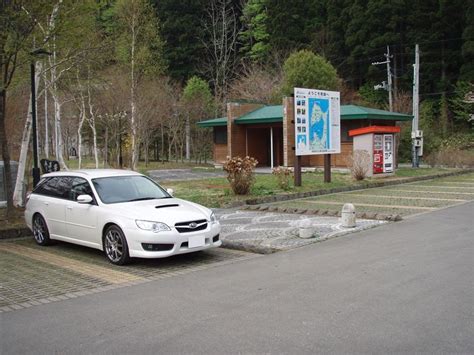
25 169 221 265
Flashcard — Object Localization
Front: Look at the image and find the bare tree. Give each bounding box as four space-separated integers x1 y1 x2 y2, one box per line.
201 0 242 102
228 62 283 104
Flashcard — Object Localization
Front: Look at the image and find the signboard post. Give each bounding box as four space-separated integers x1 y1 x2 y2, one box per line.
294 88 341 184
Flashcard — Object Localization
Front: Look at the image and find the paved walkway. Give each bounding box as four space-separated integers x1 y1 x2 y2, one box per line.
0 239 257 312
148 169 226 181
215 209 384 253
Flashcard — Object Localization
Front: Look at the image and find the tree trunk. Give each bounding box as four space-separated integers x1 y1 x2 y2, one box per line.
130 16 138 170
13 61 42 207
43 70 49 158
0 87 14 217
185 114 190 160
87 81 99 168
77 99 86 169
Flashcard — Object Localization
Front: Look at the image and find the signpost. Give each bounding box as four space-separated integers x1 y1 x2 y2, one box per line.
294 88 341 184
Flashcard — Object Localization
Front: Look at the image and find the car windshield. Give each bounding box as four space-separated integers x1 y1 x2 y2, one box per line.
92 175 170 204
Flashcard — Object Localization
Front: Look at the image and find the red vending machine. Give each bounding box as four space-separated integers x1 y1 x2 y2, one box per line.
349 125 401 177
373 134 384 174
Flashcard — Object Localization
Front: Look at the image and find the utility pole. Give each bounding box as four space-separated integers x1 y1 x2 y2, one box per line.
372 45 393 111
412 44 421 168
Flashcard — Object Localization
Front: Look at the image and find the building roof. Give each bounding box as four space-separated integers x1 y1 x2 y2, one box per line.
196 117 227 127
341 105 412 120
235 105 283 124
197 104 412 127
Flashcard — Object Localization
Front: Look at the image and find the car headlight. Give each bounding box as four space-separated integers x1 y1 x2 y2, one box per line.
135 220 171 233
209 212 218 224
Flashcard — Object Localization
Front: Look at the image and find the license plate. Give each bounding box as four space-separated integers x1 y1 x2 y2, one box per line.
188 236 205 248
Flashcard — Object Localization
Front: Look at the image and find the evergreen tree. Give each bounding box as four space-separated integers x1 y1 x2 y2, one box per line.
460 1 474 81
240 0 270 61
152 0 207 81
282 50 340 95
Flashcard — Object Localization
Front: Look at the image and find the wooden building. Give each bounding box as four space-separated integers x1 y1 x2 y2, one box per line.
197 98 412 168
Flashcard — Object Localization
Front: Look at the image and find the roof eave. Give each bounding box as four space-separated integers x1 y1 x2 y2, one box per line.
342 114 413 121
235 117 283 124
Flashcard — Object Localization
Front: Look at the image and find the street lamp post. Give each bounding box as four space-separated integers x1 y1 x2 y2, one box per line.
30 48 52 187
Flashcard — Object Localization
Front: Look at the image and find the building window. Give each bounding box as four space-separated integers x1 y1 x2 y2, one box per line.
214 128 227 144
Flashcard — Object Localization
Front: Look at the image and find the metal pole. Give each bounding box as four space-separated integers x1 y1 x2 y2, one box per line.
386 46 393 112
31 62 40 187
412 44 420 168
270 126 274 169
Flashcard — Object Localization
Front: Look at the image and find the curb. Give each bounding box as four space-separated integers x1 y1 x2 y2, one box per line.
221 240 278 255
241 204 403 221
0 227 31 240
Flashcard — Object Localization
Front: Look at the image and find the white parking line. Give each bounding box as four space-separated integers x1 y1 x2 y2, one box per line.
380 189 474 195
342 193 467 202
304 200 436 210
407 185 474 189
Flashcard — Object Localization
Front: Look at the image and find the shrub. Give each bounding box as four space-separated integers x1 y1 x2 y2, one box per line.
272 166 293 190
425 148 474 168
346 150 371 180
223 156 258 195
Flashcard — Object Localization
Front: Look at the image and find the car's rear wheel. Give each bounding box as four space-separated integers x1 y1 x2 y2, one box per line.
33 214 51 246
104 225 130 265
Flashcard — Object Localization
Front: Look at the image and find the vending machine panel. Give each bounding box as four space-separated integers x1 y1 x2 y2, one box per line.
373 134 384 174
383 134 394 173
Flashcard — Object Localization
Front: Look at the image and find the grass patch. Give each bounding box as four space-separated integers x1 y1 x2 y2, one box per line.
63 158 214 173
393 167 459 177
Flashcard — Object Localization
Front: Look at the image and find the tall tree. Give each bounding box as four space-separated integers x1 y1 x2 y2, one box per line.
182 76 214 160
240 0 270 62
113 0 166 170
152 0 207 81
201 0 243 102
282 50 340 95
1 0 52 215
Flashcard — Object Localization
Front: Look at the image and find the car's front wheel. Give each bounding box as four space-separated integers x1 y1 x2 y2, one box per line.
33 214 51 246
103 225 130 265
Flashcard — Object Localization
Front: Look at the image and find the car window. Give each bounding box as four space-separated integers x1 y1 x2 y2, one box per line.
92 175 170 204
34 176 73 199
70 177 94 202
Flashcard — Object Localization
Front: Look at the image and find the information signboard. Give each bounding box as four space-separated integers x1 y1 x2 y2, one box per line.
294 88 341 156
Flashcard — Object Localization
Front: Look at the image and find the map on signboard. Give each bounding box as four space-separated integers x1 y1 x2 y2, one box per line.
309 98 330 151
294 87 340 156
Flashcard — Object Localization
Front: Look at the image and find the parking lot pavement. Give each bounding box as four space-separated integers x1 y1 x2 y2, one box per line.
0 238 257 313
148 168 225 181
264 172 474 218
215 209 385 253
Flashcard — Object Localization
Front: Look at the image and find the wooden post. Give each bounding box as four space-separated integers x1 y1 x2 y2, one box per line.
294 153 302 186
324 154 331 183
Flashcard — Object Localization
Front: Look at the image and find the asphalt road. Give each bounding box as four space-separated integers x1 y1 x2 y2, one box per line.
2 202 473 354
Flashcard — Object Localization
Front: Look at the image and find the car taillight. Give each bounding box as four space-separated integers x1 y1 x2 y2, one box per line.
25 193 31 204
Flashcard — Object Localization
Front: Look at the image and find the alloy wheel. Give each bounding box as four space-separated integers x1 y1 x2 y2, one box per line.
105 229 124 263
33 216 46 244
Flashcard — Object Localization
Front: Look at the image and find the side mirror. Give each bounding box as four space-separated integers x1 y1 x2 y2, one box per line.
77 194 93 204
166 188 174 196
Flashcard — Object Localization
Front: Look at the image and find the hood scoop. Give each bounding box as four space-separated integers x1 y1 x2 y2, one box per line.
155 204 180 209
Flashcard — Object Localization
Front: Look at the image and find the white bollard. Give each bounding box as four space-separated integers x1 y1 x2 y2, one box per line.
299 220 316 239
341 203 356 228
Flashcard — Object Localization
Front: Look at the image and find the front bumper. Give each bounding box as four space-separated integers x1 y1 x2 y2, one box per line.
125 222 222 258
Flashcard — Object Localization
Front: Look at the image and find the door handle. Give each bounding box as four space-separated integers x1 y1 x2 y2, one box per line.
43 202 49 206
66 206 73 210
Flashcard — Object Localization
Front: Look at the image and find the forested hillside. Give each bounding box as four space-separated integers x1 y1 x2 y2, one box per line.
1 0 473 206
